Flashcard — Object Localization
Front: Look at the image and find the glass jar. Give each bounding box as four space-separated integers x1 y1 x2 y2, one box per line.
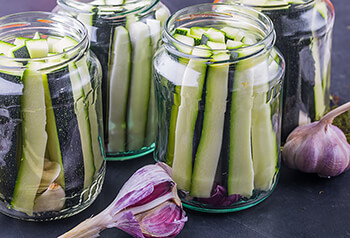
0 11 105 221
221 0 335 143
55 0 170 160
153 3 285 212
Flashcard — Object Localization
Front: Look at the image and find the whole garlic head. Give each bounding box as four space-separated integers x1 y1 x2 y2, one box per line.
282 102 350 177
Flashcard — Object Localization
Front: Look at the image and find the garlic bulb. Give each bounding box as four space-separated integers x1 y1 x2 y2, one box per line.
282 102 350 177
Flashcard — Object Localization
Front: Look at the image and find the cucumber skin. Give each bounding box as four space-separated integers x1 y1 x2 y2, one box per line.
0 73 23 201
11 68 47 215
191 57 229 198
107 26 131 152
228 59 255 197
126 22 152 151
46 66 84 205
172 59 208 192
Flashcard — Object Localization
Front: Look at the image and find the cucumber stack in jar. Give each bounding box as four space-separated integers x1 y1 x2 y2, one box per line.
153 4 285 212
219 0 335 142
0 12 104 221
56 0 170 159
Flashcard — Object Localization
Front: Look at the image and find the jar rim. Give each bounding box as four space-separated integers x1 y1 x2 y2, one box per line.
0 11 89 69
163 3 276 62
228 0 315 9
57 0 159 17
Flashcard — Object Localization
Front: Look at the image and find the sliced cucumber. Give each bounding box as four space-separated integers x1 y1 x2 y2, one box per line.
251 56 277 191
68 63 95 191
172 46 211 191
228 52 255 197
14 37 30 46
126 21 152 151
76 56 104 173
191 53 230 198
145 19 162 146
25 39 49 58
107 26 131 152
0 40 14 55
8 44 30 58
11 63 47 215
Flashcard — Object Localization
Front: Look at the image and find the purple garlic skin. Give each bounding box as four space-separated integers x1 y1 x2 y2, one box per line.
282 121 350 177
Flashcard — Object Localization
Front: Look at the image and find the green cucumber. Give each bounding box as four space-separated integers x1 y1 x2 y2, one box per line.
107 26 131 152
191 53 230 198
0 70 23 201
172 46 211 191
126 21 152 151
8 44 30 58
68 63 95 191
166 85 181 166
76 56 104 174
228 51 256 197
108 26 131 152
11 63 47 215
14 37 31 46
25 39 49 58
251 56 277 191
0 40 14 55
145 19 162 146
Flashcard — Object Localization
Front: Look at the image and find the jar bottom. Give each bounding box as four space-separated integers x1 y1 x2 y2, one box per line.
0 162 106 222
180 177 279 213
106 143 155 161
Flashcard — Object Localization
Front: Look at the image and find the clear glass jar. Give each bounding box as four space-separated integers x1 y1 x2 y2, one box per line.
0 11 105 221
55 0 170 160
221 0 335 142
153 3 285 212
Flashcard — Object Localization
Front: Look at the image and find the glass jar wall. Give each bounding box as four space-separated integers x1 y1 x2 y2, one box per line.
56 0 170 160
221 0 335 142
153 3 285 212
0 11 105 221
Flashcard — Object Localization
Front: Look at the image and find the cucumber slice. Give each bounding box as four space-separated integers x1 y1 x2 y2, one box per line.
191 53 230 198
8 44 30 58
166 85 181 166
68 63 95 191
0 40 14 55
14 37 31 46
76 56 104 174
226 40 244 49
155 3 171 27
0 71 23 201
33 32 41 40
11 63 47 215
126 21 152 150
145 19 162 146
107 26 131 152
52 36 77 54
251 56 277 191
172 46 210 191
228 51 256 197
47 36 63 53
175 27 190 36
173 34 195 55
203 28 225 43
25 39 49 58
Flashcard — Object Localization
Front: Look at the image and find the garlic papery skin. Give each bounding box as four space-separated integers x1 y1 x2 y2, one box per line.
33 182 65 213
58 163 187 238
282 102 350 177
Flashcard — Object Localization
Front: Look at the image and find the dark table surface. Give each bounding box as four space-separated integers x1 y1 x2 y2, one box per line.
0 0 350 237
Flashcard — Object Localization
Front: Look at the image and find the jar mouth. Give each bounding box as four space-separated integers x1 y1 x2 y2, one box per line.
58 0 159 17
163 3 275 62
0 11 88 70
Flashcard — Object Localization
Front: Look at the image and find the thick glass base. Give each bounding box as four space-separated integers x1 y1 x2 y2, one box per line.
0 162 106 222
181 183 277 213
106 143 155 161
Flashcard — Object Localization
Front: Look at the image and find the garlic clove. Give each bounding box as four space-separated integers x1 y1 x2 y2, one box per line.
33 182 65 213
37 159 61 194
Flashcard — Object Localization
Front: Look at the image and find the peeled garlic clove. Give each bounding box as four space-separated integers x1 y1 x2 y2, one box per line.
37 159 61 194
33 182 65 213
283 102 350 177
